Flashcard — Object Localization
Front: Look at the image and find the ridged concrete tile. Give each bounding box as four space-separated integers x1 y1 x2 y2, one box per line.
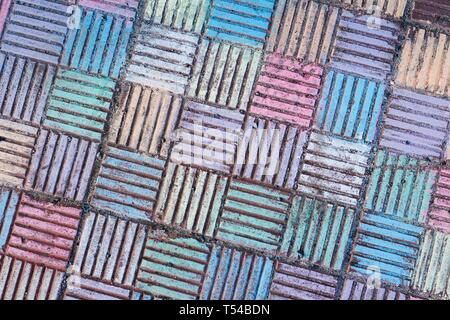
201 246 274 300
0 119 37 187
350 212 424 286
0 189 19 250
71 211 146 286
250 53 323 127
0 254 64 300
330 10 401 81
314 70 386 143
269 261 338 300
281 195 355 271
216 179 291 253
155 162 227 237
171 101 244 174
91 144 166 221
412 229 449 298
0 0 70 64
61 8 133 79
43 69 115 142
379 87 450 160
0 53 55 124
125 23 199 95
365 150 436 223
188 39 262 111
411 0 450 29
297 132 371 207
205 0 275 49
396 27 450 96
145 0 211 33
4 195 81 271
428 168 450 233
135 231 210 300
25 130 99 201
268 0 341 64
233 116 308 189
109 83 182 158
63 276 132 300
79 0 139 19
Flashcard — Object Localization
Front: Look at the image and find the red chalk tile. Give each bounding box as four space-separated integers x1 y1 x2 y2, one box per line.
5 195 81 271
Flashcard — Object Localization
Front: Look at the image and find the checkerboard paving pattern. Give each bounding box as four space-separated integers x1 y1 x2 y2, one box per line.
0 0 448 300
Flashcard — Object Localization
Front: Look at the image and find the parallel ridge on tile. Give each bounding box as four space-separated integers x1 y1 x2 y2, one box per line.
396 28 450 96
216 179 290 253
5 195 81 271
43 69 115 142
340 275 416 300
126 24 198 95
350 212 424 286
92 145 166 221
171 101 244 174
200 246 273 300
250 53 323 127
281 196 355 271
72 211 146 286
62 9 133 79
188 39 262 111
0 0 69 64
0 119 37 187
268 0 341 64
145 0 211 33
297 132 371 207
0 0 11 35
339 0 407 18
0 53 55 124
206 0 275 48
109 83 182 158
331 10 400 81
136 234 210 300
315 71 385 143
0 189 18 249
411 0 450 29
269 262 338 300
365 150 436 224
25 130 98 202
0 254 63 300
63 276 131 300
79 0 139 19
428 168 450 233
379 87 450 159
412 230 450 298
155 163 227 237
234 116 308 189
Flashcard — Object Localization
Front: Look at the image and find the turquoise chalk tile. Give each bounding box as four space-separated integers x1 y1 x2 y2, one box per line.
43 69 115 141
216 179 291 253
206 0 276 48
281 195 355 272
350 212 424 287
135 233 211 300
364 149 437 223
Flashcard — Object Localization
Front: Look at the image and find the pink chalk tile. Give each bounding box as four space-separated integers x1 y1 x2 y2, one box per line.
0 0 11 36
5 195 81 271
79 0 139 19
250 53 323 128
428 168 450 233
